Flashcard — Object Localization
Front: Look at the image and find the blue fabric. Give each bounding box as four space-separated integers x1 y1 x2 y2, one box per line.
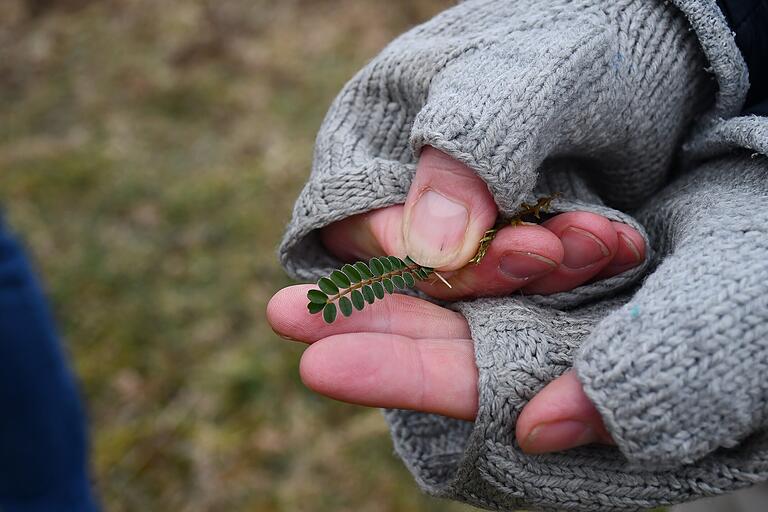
0 220 98 512
716 0 768 114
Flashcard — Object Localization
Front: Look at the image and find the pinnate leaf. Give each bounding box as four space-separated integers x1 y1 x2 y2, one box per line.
362 285 375 304
339 296 353 317
388 256 405 269
342 264 361 283
372 281 385 299
355 262 374 279
323 303 337 324
308 301 325 314
351 290 365 310
317 277 338 295
330 270 351 288
307 289 328 304
370 258 384 276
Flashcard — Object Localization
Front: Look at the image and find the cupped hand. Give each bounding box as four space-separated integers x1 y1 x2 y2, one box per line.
268 285 614 453
321 147 645 299
274 148 648 454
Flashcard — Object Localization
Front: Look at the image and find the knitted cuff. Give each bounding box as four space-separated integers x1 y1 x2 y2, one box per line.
279 159 414 281
386 292 768 512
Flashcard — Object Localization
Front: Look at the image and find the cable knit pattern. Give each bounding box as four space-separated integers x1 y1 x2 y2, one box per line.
278 0 768 509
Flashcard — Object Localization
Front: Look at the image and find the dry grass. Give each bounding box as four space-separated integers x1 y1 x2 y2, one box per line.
0 1 479 510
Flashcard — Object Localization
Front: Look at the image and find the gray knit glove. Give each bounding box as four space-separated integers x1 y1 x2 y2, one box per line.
385 143 768 512
576 149 768 470
278 0 768 510
280 0 715 279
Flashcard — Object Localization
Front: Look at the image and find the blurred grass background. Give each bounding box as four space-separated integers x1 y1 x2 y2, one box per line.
0 1 483 510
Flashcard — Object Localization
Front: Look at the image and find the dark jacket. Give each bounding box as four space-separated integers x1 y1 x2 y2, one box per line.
717 0 768 114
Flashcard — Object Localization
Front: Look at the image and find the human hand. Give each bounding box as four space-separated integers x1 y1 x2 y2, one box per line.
268 284 613 454
286 147 648 456
320 147 646 299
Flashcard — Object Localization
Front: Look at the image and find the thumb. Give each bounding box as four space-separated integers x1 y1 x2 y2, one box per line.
403 147 498 270
516 371 614 454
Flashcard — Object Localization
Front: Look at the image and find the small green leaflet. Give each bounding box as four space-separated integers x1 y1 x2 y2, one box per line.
305 256 435 323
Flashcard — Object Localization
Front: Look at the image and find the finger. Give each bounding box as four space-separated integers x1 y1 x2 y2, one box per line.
300 333 478 420
595 222 646 279
516 371 614 454
320 205 406 262
402 147 498 270
266 284 471 343
416 224 563 300
523 212 619 294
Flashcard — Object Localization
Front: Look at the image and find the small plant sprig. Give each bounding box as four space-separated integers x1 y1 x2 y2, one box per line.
306 256 440 323
469 194 559 264
307 194 559 323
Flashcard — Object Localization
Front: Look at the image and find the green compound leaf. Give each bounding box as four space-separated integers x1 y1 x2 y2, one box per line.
351 289 365 310
372 281 385 299
414 268 430 280
362 285 375 304
330 270 351 288
307 254 445 322
307 289 329 304
303 196 560 321
370 258 385 276
317 277 338 296
322 303 337 324
339 296 353 317
388 255 405 269
341 263 361 283
308 301 325 314
355 261 374 279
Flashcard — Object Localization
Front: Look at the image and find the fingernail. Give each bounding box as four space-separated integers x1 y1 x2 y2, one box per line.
405 189 468 267
560 227 609 269
499 251 557 280
612 233 642 267
522 420 598 454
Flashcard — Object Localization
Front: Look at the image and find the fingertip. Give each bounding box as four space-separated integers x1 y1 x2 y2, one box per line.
596 222 647 279
494 224 564 278
266 285 307 341
320 205 405 262
418 224 563 299
542 211 619 262
298 338 341 396
516 371 612 453
523 211 618 294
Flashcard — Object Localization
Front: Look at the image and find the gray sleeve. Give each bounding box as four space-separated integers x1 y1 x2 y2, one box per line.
575 130 768 469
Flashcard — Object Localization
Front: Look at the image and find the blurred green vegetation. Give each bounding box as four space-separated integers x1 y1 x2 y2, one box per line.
0 0 481 510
